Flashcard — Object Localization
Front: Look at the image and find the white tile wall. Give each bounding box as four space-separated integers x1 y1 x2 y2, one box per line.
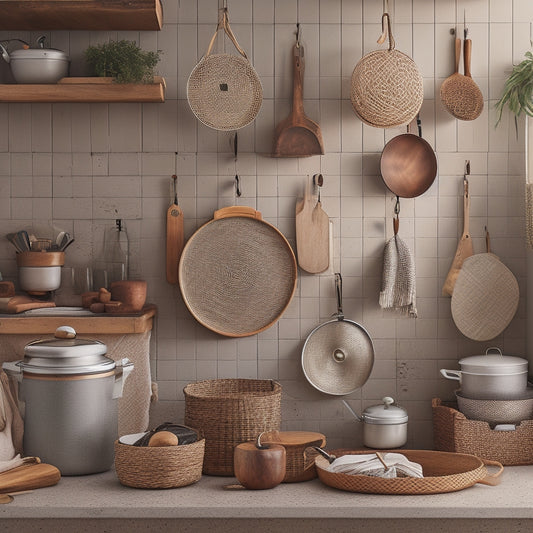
0 0 530 449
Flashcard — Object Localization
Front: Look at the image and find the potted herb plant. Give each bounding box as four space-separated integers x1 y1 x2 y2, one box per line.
495 47 533 248
495 49 533 125
85 40 161 84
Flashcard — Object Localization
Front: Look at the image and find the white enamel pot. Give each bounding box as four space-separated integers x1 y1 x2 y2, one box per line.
440 348 528 400
2 326 134 475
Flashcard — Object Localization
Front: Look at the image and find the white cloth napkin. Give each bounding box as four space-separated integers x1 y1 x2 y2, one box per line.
326 452 423 478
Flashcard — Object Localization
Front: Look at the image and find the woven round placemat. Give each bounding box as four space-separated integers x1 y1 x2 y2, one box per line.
114 438 205 489
187 7 262 131
188 53 263 131
315 449 496 494
179 214 296 337
451 253 519 342
350 13 423 128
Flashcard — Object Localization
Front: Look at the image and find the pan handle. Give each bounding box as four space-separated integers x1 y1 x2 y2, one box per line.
214 206 262 220
334 273 344 319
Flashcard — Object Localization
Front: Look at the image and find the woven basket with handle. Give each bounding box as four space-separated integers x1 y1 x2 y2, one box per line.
315 448 503 494
187 7 262 131
184 379 282 475
350 12 423 128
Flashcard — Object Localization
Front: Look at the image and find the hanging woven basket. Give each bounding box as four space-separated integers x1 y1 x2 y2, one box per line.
350 13 423 128
187 7 263 131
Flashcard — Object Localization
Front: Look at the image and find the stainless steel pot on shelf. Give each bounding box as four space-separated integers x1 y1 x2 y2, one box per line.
3 326 133 475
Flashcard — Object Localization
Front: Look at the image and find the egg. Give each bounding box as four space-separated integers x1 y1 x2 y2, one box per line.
148 430 179 447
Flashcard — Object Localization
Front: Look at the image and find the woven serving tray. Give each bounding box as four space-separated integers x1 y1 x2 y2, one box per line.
315 449 502 495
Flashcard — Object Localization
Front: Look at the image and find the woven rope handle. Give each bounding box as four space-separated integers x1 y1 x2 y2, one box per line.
476 459 504 486
377 12 396 51
206 7 248 59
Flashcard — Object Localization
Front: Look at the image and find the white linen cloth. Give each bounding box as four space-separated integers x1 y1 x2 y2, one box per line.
325 452 423 478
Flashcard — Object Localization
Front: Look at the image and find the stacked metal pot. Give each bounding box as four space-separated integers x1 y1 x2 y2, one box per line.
440 348 533 426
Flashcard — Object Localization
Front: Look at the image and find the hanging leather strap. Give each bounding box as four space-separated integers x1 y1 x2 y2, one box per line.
205 7 248 59
377 12 396 51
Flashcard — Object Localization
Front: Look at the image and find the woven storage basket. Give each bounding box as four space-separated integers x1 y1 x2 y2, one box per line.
315 448 502 494
184 379 282 475
114 437 205 489
432 398 533 466
350 13 423 128
261 430 326 482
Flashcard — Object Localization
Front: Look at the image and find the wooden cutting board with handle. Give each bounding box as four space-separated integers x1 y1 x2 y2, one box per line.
0 296 56 314
296 175 329 273
166 174 184 284
0 463 60 493
442 177 473 296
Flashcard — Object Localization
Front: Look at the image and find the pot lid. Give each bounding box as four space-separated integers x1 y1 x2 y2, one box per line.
363 397 408 425
10 48 69 60
22 326 114 374
459 348 528 375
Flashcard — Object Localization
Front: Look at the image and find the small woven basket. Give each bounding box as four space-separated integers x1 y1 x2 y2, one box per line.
432 398 533 466
184 379 282 475
114 437 205 489
350 13 423 128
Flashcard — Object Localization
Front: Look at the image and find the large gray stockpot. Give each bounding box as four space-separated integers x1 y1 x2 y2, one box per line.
3 326 133 475
440 348 528 400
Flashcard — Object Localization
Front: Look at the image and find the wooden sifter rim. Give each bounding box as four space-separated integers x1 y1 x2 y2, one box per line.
178 206 297 337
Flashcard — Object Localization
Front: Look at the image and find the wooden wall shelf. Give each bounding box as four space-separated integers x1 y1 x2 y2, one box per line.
0 0 163 31
0 305 156 334
0 77 166 103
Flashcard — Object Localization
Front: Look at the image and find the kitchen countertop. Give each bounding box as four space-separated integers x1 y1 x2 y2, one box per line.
2 465 533 533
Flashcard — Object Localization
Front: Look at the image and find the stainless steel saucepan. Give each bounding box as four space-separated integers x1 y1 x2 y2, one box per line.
301 273 374 395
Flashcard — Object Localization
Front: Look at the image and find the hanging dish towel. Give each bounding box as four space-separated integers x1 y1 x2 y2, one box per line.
379 234 417 318
0 370 24 471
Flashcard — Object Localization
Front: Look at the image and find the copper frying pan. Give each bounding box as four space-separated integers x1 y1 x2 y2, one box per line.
380 117 437 198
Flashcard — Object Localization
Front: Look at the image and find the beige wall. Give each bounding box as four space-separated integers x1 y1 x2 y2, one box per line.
0 0 531 448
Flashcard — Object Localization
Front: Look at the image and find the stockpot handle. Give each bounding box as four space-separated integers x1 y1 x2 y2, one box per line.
2 361 23 382
440 368 461 381
112 358 134 399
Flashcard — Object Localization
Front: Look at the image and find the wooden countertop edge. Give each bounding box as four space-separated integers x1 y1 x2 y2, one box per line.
0 304 157 334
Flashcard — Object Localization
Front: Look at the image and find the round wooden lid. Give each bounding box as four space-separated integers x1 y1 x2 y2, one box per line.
260 431 326 447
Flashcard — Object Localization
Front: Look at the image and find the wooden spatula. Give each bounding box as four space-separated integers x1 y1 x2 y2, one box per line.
166 174 184 284
442 175 473 296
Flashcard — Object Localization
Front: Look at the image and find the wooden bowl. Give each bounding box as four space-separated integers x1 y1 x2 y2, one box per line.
110 280 147 312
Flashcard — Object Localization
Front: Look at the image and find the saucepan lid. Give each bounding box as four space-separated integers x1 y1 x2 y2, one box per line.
301 273 374 395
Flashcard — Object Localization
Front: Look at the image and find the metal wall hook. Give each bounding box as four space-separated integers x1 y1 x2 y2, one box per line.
313 173 323 203
235 175 241 197
464 160 470 182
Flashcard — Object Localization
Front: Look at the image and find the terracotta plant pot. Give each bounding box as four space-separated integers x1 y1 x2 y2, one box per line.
110 280 147 312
